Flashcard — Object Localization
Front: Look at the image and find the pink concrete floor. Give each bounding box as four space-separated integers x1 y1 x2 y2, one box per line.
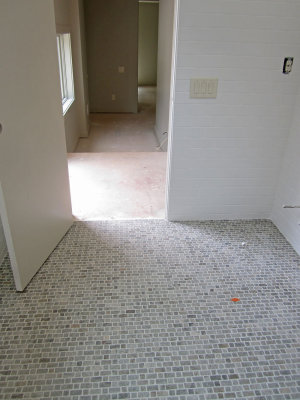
68 152 167 220
75 87 159 152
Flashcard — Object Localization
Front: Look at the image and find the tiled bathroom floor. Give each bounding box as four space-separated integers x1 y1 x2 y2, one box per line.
0 220 299 399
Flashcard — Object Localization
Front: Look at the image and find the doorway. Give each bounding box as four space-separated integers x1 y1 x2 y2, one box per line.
67 0 177 221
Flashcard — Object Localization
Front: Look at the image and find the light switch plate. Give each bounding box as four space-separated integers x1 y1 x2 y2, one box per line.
190 78 218 98
118 66 125 73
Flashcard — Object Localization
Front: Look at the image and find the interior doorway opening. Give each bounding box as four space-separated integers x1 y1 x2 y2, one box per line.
68 87 167 221
68 0 177 221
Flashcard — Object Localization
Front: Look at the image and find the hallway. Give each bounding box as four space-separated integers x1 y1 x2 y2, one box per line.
75 87 159 153
69 87 166 220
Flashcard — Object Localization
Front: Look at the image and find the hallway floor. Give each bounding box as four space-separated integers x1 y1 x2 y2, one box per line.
0 220 299 399
69 86 166 220
68 152 167 220
75 87 159 152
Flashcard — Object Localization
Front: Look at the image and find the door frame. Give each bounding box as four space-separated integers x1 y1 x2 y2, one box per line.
165 0 180 221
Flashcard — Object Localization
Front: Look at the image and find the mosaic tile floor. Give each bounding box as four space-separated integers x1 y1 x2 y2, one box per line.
0 220 299 400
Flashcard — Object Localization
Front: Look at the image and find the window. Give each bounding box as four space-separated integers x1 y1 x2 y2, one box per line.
56 33 74 115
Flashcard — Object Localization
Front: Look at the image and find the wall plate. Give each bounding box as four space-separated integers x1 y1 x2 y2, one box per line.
190 78 218 98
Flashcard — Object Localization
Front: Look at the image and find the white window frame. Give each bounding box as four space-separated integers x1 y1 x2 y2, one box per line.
56 33 74 115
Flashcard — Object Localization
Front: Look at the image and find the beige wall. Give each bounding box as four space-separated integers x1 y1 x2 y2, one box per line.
138 3 159 86
84 0 138 113
78 0 89 128
54 0 89 152
155 0 175 150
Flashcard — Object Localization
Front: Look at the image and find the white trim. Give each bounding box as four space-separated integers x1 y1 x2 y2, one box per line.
165 0 180 221
62 97 75 116
56 33 75 115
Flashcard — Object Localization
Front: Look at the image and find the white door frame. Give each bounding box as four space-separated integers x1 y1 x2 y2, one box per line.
165 0 180 221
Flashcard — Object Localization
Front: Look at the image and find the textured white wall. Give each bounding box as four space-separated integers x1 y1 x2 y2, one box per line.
271 92 300 254
0 218 7 265
167 0 300 221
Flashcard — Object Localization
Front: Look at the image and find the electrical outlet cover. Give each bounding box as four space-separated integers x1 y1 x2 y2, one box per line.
283 57 293 74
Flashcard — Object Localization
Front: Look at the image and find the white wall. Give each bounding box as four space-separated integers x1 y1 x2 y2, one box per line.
167 0 300 221
0 217 7 265
138 2 159 86
54 0 89 152
155 0 175 150
271 92 300 254
84 0 138 113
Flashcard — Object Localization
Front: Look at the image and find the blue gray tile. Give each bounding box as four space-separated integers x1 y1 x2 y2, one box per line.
0 220 299 399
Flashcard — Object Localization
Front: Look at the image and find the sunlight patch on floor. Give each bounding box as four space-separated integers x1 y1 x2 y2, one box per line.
68 152 167 220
